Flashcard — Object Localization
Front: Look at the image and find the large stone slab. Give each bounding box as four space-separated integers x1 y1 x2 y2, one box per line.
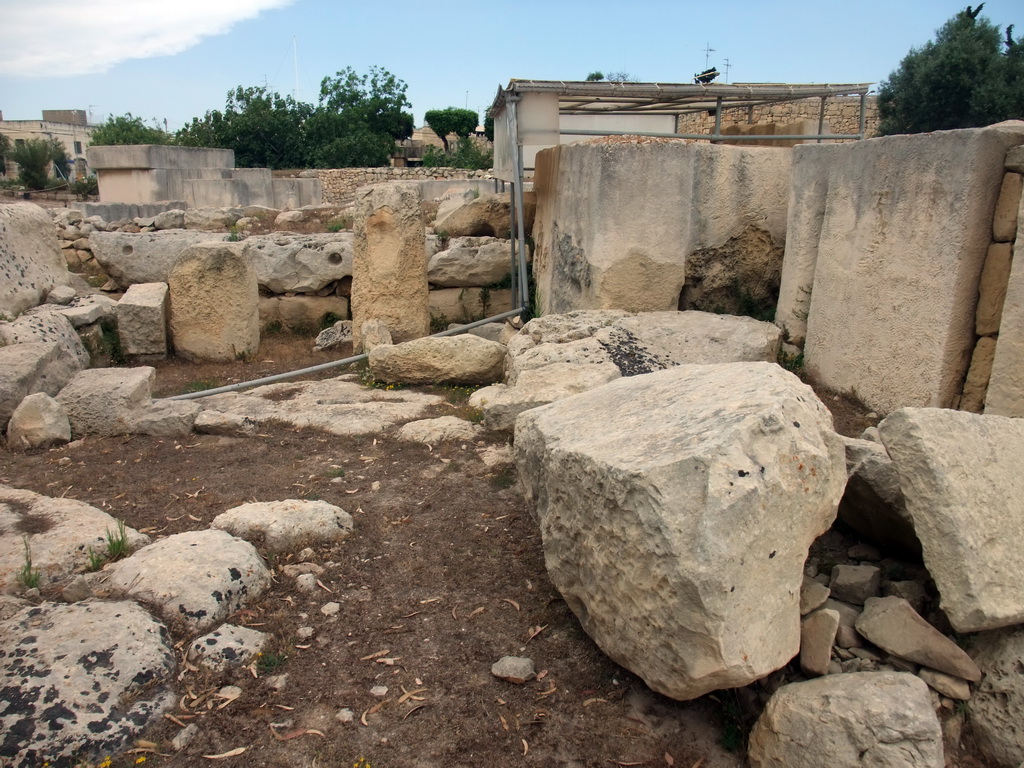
0 203 71 316
837 436 918 554
0 485 149 589
0 310 90 376
532 141 790 314
800 123 1024 413
101 529 271 633
57 367 154 437
0 342 67 429
879 407 1024 631
987 193 1024 416
243 232 353 293
90 230 230 289
352 182 428 350
197 378 444 437
970 627 1024 767
168 242 260 362
0 600 175 767
212 499 353 553
6 392 71 450
428 236 513 287
368 335 506 385
514 362 845 700
748 672 943 768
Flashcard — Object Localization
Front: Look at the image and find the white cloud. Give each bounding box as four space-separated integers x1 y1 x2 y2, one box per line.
0 0 295 77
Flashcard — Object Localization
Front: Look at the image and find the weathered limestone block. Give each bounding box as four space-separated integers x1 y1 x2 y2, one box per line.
90 230 230 289
168 242 260 362
6 392 70 450
970 627 1024 767
153 208 185 229
101 529 271 633
429 287 514 323
0 601 175 768
369 335 505 385
184 206 242 231
879 407 1024 631
243 232 353 293
188 624 269 672
259 295 349 332
532 141 790 314
0 203 71 316
748 673 943 768
212 499 353 553
960 336 997 413
352 183 428 349
428 236 514 287
117 282 168 356
0 310 90 373
800 608 839 677
802 123 1024 414
36 294 118 329
977 242 1012 335
433 192 533 238
56 367 155 437
396 415 482 444
0 342 68 428
993 171 1023 242
0 486 149 589
514 362 846 700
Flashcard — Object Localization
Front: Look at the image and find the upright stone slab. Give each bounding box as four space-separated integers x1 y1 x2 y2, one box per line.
879 407 1024 631
801 123 1024 413
117 282 168 356
168 242 259 362
0 203 71 316
514 362 846 700
351 182 428 350
987 190 1024 416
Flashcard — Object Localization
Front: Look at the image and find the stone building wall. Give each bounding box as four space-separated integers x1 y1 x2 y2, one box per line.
676 96 880 139
314 167 490 206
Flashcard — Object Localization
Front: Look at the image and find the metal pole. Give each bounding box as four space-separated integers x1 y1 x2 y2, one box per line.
507 97 532 318
559 128 859 142
162 307 528 401
712 96 723 142
817 96 827 144
508 184 518 310
858 93 867 138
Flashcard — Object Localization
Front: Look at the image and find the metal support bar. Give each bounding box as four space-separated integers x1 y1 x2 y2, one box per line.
859 93 867 137
508 185 519 309
507 96 532 318
817 96 827 144
162 307 528 401
559 128 861 141
712 96 723 143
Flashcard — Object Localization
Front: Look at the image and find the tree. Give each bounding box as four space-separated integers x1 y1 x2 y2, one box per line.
90 113 171 145
424 107 478 151
585 71 605 81
176 86 311 169
0 133 10 175
10 137 68 189
878 5 1024 135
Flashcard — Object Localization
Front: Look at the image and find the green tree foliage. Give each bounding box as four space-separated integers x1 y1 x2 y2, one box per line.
585 71 605 81
176 86 312 169
878 5 1024 135
89 113 171 145
483 111 494 143
424 107 479 151
10 137 69 189
422 137 493 170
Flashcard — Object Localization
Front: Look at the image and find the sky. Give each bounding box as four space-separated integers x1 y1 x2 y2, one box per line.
0 0 1007 131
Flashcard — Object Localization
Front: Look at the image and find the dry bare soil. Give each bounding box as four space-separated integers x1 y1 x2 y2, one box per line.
0 333 984 768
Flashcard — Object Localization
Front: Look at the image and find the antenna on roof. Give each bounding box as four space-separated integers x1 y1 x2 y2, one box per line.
703 43 716 69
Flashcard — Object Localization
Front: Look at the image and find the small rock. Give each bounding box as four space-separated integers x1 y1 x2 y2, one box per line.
321 601 340 616
336 708 355 724
218 685 243 699
188 625 269 672
297 626 314 640
61 575 95 603
885 580 928 614
830 564 881 605
280 563 325 577
491 655 536 684
296 573 317 592
918 667 971 700
297 547 315 562
847 543 882 561
171 723 198 751
370 685 389 698
264 674 288 690
800 609 840 677
800 577 830 616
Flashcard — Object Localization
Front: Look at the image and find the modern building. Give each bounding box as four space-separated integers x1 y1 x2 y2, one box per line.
0 109 96 179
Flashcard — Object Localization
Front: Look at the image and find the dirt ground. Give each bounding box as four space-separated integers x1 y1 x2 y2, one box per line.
0 333 984 768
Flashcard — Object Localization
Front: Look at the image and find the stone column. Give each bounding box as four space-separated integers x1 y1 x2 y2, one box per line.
351 182 428 351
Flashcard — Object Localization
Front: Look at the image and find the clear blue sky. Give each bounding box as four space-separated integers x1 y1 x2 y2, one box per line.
0 0 1008 131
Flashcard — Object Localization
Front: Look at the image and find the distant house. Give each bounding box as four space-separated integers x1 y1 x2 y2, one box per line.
0 109 96 179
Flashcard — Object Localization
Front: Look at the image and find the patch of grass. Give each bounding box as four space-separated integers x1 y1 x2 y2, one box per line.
357 363 404 392
264 319 285 335
488 465 517 489
105 519 130 561
777 348 805 377
319 311 345 331
325 467 346 478
226 226 243 242
86 546 106 572
257 651 288 675
17 536 40 589
438 384 481 406
429 313 451 334
325 214 353 232
182 379 223 394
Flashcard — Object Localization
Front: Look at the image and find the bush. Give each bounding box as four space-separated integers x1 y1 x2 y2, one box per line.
422 138 493 170
71 177 98 200
10 138 69 190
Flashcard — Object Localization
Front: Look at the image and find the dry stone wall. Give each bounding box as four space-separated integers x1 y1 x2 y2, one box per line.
314 167 489 207
676 95 880 139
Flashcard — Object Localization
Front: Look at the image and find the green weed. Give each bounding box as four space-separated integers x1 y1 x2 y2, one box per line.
105 519 130 561
17 536 40 589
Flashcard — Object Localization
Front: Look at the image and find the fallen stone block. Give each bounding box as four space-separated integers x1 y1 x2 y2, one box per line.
56 367 155 437
369 335 506 385
212 499 353 553
90 230 230 288
117 282 168 356
6 392 71 450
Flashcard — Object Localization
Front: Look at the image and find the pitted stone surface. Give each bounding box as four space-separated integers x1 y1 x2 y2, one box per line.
90 230 230 289
514 362 845 700
212 499 353 553
6 392 71 450
117 282 169 356
428 236 514 287
100 529 271 633
0 485 150 590
187 624 269 671
0 311 89 376
397 416 482 444
0 203 71 316
369 335 506 385
970 627 1024 766
0 342 67 429
198 378 443 437
0 600 175 767
56 367 155 438
243 232 353 293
